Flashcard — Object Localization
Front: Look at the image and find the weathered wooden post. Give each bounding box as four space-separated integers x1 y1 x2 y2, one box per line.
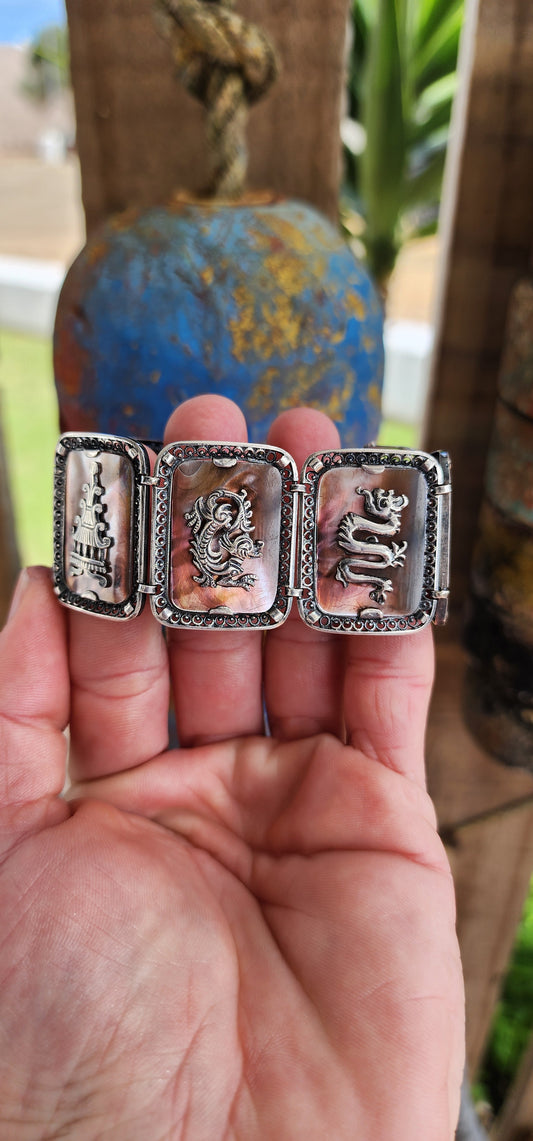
464 276 533 769
425 0 533 1086
56 0 383 445
64 0 351 229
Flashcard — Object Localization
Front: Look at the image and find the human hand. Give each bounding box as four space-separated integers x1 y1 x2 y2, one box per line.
0 396 464 1140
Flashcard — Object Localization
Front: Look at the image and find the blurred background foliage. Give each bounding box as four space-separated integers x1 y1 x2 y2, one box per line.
21 23 70 103
343 0 464 286
474 889 533 1118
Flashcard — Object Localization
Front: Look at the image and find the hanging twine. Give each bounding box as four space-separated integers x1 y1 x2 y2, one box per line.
155 0 279 199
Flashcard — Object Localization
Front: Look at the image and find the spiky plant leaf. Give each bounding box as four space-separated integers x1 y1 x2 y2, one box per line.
360 0 405 280
346 0 463 284
412 4 463 91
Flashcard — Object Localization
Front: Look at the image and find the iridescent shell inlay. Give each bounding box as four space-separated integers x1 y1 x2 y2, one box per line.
171 458 282 614
64 449 134 604
315 467 427 617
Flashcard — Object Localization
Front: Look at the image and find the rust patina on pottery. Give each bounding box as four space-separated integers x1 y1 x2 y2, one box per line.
54 196 384 446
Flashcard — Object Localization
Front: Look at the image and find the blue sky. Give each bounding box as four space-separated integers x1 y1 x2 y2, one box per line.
0 0 66 43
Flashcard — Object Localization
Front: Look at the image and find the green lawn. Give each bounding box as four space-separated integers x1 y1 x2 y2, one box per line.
378 417 417 448
0 328 417 568
1 329 59 566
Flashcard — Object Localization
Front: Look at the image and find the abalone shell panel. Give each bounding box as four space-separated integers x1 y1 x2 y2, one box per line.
315 467 427 617
171 459 282 615
64 449 134 604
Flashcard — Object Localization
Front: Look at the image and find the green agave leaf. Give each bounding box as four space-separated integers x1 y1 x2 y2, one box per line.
361 0 405 262
348 0 463 281
395 0 419 120
415 0 463 51
350 3 370 115
408 74 457 143
397 0 420 63
416 71 458 114
352 3 370 55
353 0 376 31
413 5 463 92
408 98 454 145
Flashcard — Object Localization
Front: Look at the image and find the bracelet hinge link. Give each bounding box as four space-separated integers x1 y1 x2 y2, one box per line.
138 472 168 603
288 480 308 603
432 454 452 626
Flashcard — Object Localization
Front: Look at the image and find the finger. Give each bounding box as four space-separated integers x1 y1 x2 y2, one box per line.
165 395 264 746
0 567 70 852
264 409 345 741
344 626 435 787
68 604 169 781
68 471 170 779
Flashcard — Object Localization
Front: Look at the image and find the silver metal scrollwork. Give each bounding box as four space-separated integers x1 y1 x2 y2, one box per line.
185 487 263 591
335 487 409 607
70 460 113 588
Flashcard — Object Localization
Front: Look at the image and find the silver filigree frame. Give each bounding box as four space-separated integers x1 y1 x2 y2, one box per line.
297 447 451 635
52 434 451 633
149 441 299 630
53 432 150 620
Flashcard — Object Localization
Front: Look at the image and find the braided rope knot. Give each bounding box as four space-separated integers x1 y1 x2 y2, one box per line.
155 0 279 197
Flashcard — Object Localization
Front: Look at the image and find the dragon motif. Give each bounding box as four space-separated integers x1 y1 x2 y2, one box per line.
185 487 263 591
335 487 409 606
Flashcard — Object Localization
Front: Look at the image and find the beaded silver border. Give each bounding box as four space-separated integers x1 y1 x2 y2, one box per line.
149 441 298 630
297 447 449 635
53 432 149 620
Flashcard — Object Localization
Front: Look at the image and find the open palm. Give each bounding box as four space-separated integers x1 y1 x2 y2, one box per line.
0 397 463 1140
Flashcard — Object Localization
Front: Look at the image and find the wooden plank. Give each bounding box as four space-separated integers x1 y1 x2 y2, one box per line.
422 0 533 1082
427 640 533 1076
495 1034 533 1140
65 0 350 231
427 641 533 836
424 0 533 612
448 804 533 1079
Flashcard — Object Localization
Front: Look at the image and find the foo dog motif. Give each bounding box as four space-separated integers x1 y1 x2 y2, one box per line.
70 460 112 588
185 487 263 591
335 487 409 606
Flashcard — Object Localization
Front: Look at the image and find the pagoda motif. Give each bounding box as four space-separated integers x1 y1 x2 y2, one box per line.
70 460 112 587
